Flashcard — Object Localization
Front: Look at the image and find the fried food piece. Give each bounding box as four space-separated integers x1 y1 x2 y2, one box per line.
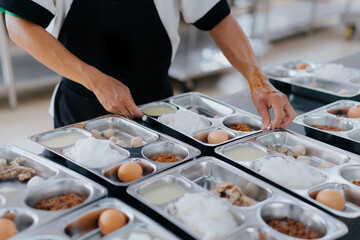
35 193 85 211
149 154 180 163
229 123 253 132
0 158 36 181
211 182 254 206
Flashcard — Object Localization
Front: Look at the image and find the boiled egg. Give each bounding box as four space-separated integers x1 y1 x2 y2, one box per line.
348 105 360 118
193 131 208 143
117 162 143 182
98 209 127 235
315 189 345 211
207 130 228 144
0 218 16 240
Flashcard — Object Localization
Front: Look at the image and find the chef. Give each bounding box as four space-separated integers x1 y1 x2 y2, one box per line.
1 0 296 129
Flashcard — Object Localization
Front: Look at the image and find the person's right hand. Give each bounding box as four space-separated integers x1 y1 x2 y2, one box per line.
92 75 144 119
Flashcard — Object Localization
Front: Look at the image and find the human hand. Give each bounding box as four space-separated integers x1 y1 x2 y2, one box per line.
92 75 143 119
250 79 296 130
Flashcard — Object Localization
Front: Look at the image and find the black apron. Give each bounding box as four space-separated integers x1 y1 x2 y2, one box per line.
54 0 173 128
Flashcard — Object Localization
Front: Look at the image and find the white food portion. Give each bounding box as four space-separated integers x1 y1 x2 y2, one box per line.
131 136 143 148
297 156 310 165
0 187 18 194
168 193 237 240
312 64 360 83
253 156 324 189
160 111 208 135
27 176 44 188
0 158 6 167
64 137 127 168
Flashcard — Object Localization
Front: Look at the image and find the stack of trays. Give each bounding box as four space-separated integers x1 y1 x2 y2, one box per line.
294 100 360 154
140 92 262 152
264 60 360 102
128 157 347 240
0 144 107 239
29 115 200 187
13 198 180 240
215 129 360 219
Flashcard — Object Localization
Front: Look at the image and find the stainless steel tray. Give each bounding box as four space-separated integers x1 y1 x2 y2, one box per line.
0 144 107 238
294 100 360 154
28 115 201 187
127 157 347 240
139 92 263 149
12 198 180 240
264 60 360 102
215 129 360 218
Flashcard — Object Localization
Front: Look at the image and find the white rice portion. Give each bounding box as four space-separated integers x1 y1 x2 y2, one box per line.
168 193 237 240
252 156 325 189
312 64 360 83
64 137 127 168
160 111 209 135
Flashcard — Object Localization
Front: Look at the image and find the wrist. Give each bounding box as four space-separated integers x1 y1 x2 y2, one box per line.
82 65 106 92
248 69 272 92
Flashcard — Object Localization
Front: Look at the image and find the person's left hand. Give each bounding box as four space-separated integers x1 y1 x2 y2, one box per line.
250 79 296 130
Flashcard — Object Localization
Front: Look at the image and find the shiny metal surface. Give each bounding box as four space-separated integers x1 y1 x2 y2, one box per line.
308 183 360 218
0 144 107 238
260 202 327 239
128 157 348 240
291 77 359 97
223 116 262 132
37 128 91 149
264 60 360 101
215 129 360 218
340 165 360 185
264 67 295 78
84 116 159 148
140 92 262 147
294 100 360 151
303 115 354 131
139 102 178 117
13 198 180 240
192 127 236 144
170 93 234 118
142 141 189 161
29 115 200 187
25 179 92 208
255 131 350 167
227 227 276 240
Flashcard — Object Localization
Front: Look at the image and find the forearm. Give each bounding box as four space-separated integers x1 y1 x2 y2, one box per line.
209 15 272 92
5 14 103 92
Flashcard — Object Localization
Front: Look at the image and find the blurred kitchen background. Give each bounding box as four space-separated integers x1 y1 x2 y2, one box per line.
0 0 360 153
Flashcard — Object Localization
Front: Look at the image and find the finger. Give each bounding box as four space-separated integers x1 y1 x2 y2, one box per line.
125 106 135 119
271 100 286 129
127 101 144 118
279 104 296 128
116 105 132 119
122 99 142 119
257 103 271 130
124 92 144 118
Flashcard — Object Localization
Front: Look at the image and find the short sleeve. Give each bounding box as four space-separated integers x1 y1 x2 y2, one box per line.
180 0 230 31
0 0 55 28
